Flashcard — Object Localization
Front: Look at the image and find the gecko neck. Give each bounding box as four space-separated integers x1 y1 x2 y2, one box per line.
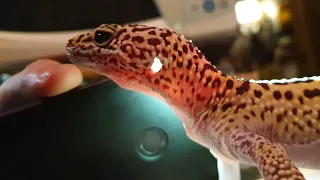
144 57 233 125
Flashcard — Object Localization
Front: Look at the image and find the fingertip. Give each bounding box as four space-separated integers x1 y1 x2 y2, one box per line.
39 63 83 97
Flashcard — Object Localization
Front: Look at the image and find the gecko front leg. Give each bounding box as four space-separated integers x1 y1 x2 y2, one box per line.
210 150 241 180
221 130 305 180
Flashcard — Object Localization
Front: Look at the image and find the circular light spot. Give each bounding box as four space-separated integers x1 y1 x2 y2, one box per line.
203 0 215 13
136 127 168 162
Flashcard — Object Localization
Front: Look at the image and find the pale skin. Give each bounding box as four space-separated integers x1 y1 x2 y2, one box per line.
66 23 320 180
0 59 83 114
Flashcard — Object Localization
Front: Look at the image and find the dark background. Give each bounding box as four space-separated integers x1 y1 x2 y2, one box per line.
1 0 160 31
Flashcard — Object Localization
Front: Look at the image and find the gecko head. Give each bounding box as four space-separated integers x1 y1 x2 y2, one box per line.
66 23 211 91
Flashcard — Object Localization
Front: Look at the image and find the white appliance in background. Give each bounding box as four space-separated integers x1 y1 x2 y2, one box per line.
153 0 238 39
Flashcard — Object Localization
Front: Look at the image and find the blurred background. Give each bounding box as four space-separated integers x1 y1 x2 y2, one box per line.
1 0 320 180
1 0 320 83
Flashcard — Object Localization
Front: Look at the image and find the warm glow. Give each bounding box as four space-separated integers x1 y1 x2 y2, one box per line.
261 0 279 19
150 57 162 73
235 0 263 24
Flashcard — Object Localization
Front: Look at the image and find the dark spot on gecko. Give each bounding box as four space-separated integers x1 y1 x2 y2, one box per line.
204 77 212 86
303 110 312 116
292 121 297 126
120 44 128 53
122 34 131 41
186 76 190 82
254 90 262 98
180 89 184 94
284 125 288 132
163 84 170 89
147 38 161 46
160 75 171 83
228 119 234 123
172 54 176 60
234 103 246 113
76 34 84 43
236 81 250 95
193 55 198 59
196 94 202 101
304 88 320 99
177 61 183 67
273 91 282 100
179 74 184 80
173 43 178 51
172 70 176 78
260 112 265 121
200 64 218 78
316 129 320 135
132 27 156 32
132 36 144 43
196 50 203 59
284 91 293 100
173 89 178 93
243 115 250 120
291 133 296 139
307 120 312 127
160 30 172 46
226 79 234 89
276 114 283 123
109 58 117 65
258 83 270 90
270 106 274 113
190 102 194 108
191 87 195 93
298 96 304 104
250 111 256 117
297 124 304 131
317 110 320 120
212 78 221 88
187 60 192 69
116 28 127 37
148 30 156 35
189 45 194 52
162 49 169 58
154 79 160 84
182 45 188 53
292 108 297 115
178 51 183 56
129 62 138 68
186 98 190 103
221 103 232 112
212 105 218 112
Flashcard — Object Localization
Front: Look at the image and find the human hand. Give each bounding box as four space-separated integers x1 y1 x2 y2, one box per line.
0 59 83 115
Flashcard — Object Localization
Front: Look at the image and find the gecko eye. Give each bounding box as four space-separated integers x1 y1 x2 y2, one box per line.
93 30 113 46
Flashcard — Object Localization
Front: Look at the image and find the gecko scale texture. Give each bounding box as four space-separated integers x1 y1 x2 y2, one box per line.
66 23 320 180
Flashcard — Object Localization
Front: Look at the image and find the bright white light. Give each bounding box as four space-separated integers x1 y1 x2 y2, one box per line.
235 0 263 24
261 0 279 19
150 57 163 73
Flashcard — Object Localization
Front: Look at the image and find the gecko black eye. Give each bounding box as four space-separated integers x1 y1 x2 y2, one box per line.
94 30 113 46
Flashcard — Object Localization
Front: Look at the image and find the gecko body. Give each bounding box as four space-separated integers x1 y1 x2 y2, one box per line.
66 24 320 180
